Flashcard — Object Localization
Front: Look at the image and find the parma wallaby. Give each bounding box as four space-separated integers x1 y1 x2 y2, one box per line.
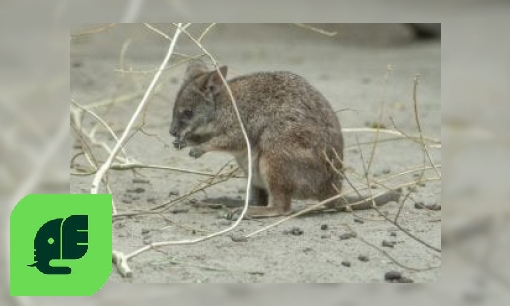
170 60 400 218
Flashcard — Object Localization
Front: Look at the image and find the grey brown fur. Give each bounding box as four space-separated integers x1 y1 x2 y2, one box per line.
170 60 399 218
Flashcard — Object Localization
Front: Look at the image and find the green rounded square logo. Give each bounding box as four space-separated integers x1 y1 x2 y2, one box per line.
10 194 112 296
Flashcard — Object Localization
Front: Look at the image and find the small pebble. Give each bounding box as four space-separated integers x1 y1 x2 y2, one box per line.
382 168 391 175
340 232 357 240
382 240 396 248
230 234 248 242
415 202 426 209
358 255 369 262
169 190 180 196
284 227 304 236
321 224 329 230
141 228 150 235
390 232 397 237
127 187 145 193
384 271 402 281
132 178 150 184
354 218 364 224
320 234 331 239
427 203 441 211
341 261 351 267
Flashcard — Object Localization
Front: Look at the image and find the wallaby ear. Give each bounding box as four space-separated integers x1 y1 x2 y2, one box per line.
184 59 208 81
205 66 228 95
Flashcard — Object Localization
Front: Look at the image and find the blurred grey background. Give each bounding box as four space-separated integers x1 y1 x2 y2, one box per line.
1 0 510 305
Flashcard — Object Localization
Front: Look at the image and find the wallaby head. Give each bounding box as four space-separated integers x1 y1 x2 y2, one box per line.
169 60 228 149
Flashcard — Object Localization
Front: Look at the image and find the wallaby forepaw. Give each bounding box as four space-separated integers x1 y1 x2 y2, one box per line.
189 147 205 159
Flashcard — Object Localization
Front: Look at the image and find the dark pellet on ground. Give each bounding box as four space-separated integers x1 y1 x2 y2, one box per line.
141 228 150 235
385 271 402 281
230 234 248 242
132 178 150 184
340 232 357 240
415 202 426 209
427 203 441 211
382 240 396 248
284 227 304 236
358 255 369 262
127 187 145 193
71 60 83 68
168 190 180 196
341 261 351 267
382 168 391 175
321 224 329 230
320 234 331 239
390 232 397 237
354 218 364 224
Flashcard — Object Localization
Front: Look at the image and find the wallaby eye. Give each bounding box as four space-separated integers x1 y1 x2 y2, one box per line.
182 109 193 118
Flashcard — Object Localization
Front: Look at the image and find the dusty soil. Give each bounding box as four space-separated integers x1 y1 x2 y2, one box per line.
70 24 440 283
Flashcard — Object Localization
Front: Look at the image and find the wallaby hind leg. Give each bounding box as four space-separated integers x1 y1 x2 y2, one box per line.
249 186 268 206
231 155 292 219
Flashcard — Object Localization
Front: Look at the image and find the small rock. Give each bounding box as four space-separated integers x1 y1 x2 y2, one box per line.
170 208 189 214
142 237 151 245
321 224 329 230
358 255 369 262
354 218 364 224
127 187 145 193
141 228 150 235
427 203 441 211
340 232 357 240
382 168 391 175
230 234 247 242
341 261 351 267
71 60 83 68
168 190 180 196
147 198 157 204
132 178 150 184
384 271 402 281
389 232 397 237
320 234 331 239
415 202 426 209
284 227 304 236
303 247 313 253
382 240 396 248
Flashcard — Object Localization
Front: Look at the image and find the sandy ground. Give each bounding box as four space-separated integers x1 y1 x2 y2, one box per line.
70 24 440 283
